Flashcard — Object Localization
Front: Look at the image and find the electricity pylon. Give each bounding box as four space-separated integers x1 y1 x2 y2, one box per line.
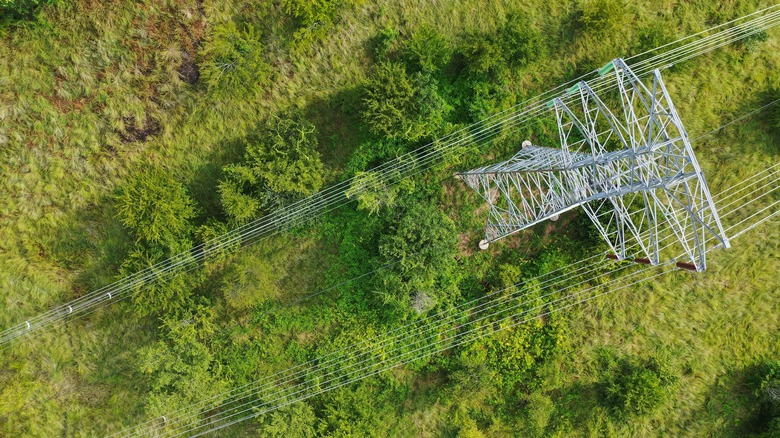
458 58 729 271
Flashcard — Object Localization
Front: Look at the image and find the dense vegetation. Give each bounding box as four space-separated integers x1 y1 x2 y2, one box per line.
0 0 778 436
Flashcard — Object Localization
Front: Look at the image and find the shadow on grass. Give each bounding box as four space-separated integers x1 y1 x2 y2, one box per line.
695 362 780 437
303 85 370 173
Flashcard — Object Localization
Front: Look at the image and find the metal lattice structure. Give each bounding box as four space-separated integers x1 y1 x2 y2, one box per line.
458 58 730 271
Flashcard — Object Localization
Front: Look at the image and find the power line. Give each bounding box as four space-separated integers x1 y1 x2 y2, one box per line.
113 166 780 437
4 6 779 348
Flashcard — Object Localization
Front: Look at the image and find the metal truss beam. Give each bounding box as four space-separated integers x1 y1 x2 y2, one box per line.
458 58 730 271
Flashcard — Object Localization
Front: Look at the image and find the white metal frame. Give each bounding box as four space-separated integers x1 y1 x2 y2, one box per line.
458 59 730 271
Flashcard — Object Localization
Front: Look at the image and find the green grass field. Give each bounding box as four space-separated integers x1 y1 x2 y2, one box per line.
1 0 779 436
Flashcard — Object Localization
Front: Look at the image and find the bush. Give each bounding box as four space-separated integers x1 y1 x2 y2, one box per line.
245 112 325 196
257 402 317 437
740 30 769 53
633 21 675 57
200 21 270 98
346 171 399 215
603 353 676 418
218 165 262 224
362 63 450 141
119 242 201 318
0 0 55 24
452 19 541 122
769 91 780 131
281 0 363 50
404 27 451 73
116 169 196 245
138 304 227 420
195 219 241 274
459 36 505 76
498 15 544 68
219 111 326 223
524 392 555 435
375 202 459 314
371 27 400 61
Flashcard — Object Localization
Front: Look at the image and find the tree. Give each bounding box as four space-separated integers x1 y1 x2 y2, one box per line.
375 202 459 314
219 111 326 223
116 169 196 246
362 62 450 141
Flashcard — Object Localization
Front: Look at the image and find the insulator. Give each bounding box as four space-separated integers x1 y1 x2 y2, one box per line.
676 261 698 271
605 253 619 260
634 257 652 265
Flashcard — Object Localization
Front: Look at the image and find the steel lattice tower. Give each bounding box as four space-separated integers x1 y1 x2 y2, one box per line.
458 58 730 271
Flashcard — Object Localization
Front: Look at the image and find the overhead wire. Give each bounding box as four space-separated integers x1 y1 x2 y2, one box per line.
113 107 780 434
3 4 779 347
114 162 780 437
132 195 779 438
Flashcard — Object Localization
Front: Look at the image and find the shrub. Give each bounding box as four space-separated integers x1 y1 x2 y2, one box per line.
345 171 399 215
138 304 227 419
404 26 451 73
362 63 450 141
768 90 780 132
218 165 262 224
524 392 555 434
257 402 317 437
120 244 199 318
344 139 406 175
0 0 56 24
603 354 676 418
633 21 675 57
740 30 769 53
218 111 326 223
195 219 241 274
116 169 196 245
244 111 325 197
200 21 270 98
375 202 459 314
281 0 363 50
452 19 541 122
753 360 780 433
498 14 544 68
459 36 505 76
371 27 400 61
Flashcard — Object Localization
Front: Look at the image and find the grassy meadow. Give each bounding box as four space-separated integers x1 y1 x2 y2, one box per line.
0 0 779 436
